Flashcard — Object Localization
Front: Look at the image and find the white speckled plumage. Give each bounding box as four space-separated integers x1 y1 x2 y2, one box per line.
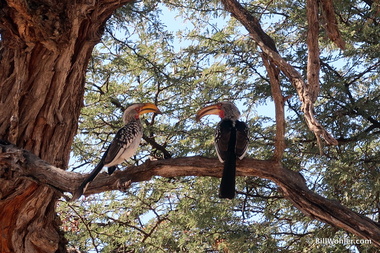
71 103 161 201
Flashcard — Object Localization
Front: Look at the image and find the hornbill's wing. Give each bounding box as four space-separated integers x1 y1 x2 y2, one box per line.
71 121 142 201
214 120 233 163
235 120 249 160
103 120 142 167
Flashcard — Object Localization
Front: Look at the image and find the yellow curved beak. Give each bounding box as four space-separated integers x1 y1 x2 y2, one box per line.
139 103 162 115
196 104 221 121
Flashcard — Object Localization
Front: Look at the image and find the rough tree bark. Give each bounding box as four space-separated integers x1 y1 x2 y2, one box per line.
321 0 346 50
306 0 320 103
0 0 132 252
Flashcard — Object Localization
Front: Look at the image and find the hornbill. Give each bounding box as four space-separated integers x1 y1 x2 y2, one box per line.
71 103 161 201
196 102 249 199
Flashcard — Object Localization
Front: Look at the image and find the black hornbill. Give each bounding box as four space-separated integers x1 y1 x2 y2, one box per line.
71 103 161 201
196 102 249 199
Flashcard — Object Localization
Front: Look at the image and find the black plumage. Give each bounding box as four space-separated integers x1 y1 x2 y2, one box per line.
196 102 249 199
216 120 248 198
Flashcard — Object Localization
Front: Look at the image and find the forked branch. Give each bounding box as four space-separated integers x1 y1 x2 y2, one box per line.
221 0 338 145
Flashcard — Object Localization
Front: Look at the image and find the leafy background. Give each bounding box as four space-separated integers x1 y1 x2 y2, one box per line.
58 0 379 252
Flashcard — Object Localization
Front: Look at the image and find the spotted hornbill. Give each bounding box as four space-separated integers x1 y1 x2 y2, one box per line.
71 103 161 201
196 102 249 199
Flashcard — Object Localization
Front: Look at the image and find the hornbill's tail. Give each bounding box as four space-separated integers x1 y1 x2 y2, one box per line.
219 126 237 199
71 162 104 201
219 153 236 199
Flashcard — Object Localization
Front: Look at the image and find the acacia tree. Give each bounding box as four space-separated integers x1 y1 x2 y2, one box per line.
1 0 379 252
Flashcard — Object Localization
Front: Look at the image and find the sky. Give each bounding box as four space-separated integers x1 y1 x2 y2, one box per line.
158 4 277 118
68 2 278 174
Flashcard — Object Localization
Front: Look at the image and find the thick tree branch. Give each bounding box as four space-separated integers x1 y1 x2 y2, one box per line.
306 0 321 103
221 0 338 145
1 143 380 246
306 0 324 151
321 0 346 50
261 53 286 161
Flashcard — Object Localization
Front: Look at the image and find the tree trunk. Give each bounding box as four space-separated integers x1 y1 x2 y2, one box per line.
0 0 132 252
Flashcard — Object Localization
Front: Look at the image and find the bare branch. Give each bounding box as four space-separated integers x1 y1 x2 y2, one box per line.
321 0 346 50
1 143 380 246
261 53 286 161
306 0 321 103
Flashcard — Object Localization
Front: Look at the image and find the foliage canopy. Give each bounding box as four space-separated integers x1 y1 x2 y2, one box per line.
59 0 380 252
